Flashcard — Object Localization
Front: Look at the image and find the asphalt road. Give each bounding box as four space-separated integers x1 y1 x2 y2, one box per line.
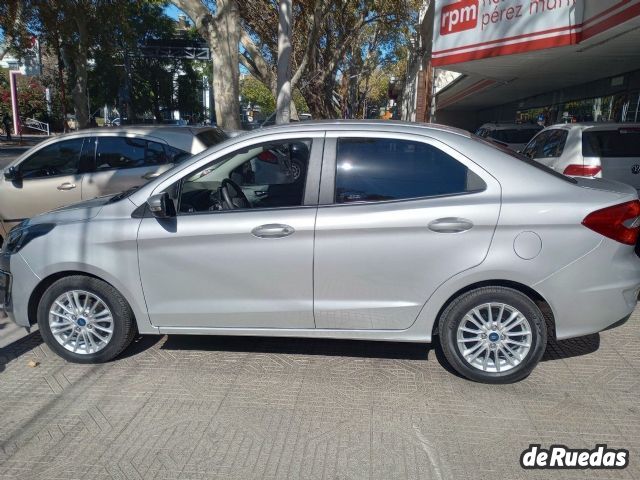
0 306 638 479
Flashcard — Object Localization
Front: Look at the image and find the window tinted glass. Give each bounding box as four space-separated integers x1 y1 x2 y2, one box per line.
540 129 568 158
583 129 640 157
20 138 83 179
145 141 168 165
96 137 147 170
165 145 191 163
334 138 485 203
196 128 228 147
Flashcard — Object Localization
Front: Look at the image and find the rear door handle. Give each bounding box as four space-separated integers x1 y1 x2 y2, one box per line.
428 217 474 233
142 172 161 180
251 224 295 238
254 191 268 197
57 182 77 191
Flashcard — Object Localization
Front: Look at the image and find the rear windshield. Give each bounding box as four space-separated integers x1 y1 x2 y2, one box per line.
488 128 541 144
472 135 577 184
196 128 228 147
583 129 640 157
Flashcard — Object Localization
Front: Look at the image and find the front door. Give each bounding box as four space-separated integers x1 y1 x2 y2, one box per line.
0 138 84 225
136 135 322 329
313 133 501 330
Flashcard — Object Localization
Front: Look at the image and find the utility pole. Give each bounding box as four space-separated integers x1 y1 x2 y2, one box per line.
275 0 292 124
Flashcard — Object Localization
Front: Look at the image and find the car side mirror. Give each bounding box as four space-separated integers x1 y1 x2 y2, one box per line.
147 192 176 218
4 166 21 181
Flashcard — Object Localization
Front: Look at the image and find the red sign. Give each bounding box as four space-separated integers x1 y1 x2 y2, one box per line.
440 0 479 35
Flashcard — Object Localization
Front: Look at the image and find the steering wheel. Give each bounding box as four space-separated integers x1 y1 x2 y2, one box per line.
221 178 251 210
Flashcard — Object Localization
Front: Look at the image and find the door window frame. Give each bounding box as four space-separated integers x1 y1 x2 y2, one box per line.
318 131 494 206
146 131 325 216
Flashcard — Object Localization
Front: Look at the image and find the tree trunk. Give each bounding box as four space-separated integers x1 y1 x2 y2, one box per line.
209 0 241 130
275 0 292 124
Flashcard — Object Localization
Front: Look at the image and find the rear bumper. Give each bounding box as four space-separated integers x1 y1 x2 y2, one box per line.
535 239 640 340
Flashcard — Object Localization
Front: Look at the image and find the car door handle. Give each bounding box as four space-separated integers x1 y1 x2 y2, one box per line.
428 217 474 233
254 191 268 197
251 224 295 238
142 172 161 180
57 182 77 191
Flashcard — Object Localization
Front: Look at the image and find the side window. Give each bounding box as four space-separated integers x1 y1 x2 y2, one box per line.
522 131 549 159
20 138 83 179
95 137 146 170
540 130 568 158
178 139 311 214
334 138 485 204
165 145 191 164
146 141 168 165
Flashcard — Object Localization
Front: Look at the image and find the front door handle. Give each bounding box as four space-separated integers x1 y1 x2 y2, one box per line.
251 223 295 238
142 172 161 180
428 217 474 233
57 182 77 191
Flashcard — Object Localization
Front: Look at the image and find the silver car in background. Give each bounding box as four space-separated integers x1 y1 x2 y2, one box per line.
522 123 640 190
2 121 639 383
0 125 228 243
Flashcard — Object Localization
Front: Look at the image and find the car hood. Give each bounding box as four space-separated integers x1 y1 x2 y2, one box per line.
24 195 113 227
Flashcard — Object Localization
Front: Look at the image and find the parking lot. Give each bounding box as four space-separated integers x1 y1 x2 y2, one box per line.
0 306 638 480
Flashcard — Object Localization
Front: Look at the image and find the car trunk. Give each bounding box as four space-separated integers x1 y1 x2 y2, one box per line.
583 127 640 191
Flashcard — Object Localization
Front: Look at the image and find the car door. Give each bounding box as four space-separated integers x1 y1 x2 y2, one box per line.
81 135 174 200
136 132 323 329
313 132 501 330
0 138 84 224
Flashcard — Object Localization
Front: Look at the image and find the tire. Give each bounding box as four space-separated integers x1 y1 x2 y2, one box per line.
438 286 547 383
37 275 136 363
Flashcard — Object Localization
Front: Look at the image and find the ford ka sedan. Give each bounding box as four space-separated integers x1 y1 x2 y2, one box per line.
2 121 639 383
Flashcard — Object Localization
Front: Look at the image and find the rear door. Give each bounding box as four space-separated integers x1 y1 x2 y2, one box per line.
313 132 501 330
81 136 174 199
583 127 640 190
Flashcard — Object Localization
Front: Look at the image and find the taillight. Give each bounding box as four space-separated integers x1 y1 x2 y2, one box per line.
582 200 640 245
563 164 602 176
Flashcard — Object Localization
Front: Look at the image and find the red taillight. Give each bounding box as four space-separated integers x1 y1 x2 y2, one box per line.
563 164 602 176
257 151 278 163
582 200 640 245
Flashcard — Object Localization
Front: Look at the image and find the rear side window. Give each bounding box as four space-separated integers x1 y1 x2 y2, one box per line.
334 138 485 204
522 129 567 158
95 137 173 170
196 128 227 147
583 129 640 157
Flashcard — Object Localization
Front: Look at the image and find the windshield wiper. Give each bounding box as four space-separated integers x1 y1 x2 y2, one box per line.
109 186 140 203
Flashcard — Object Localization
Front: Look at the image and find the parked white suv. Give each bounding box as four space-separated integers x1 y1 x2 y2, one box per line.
522 123 640 190
475 123 542 151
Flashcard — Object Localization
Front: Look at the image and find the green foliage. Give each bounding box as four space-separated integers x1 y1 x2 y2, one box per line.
241 76 275 115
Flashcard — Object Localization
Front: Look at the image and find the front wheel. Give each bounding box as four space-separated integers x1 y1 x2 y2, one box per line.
438 286 547 383
37 275 136 363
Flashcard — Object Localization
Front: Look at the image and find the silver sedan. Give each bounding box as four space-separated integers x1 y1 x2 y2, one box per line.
2 120 639 383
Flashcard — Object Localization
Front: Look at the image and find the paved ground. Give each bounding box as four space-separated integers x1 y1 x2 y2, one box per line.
0 306 638 480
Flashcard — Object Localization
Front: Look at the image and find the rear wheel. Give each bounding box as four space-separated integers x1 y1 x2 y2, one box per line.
37 275 136 363
438 286 546 383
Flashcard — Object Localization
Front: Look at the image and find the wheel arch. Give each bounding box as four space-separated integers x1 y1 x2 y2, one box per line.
431 279 556 340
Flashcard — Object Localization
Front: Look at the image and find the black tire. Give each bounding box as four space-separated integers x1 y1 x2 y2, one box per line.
37 275 136 363
438 286 547 384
